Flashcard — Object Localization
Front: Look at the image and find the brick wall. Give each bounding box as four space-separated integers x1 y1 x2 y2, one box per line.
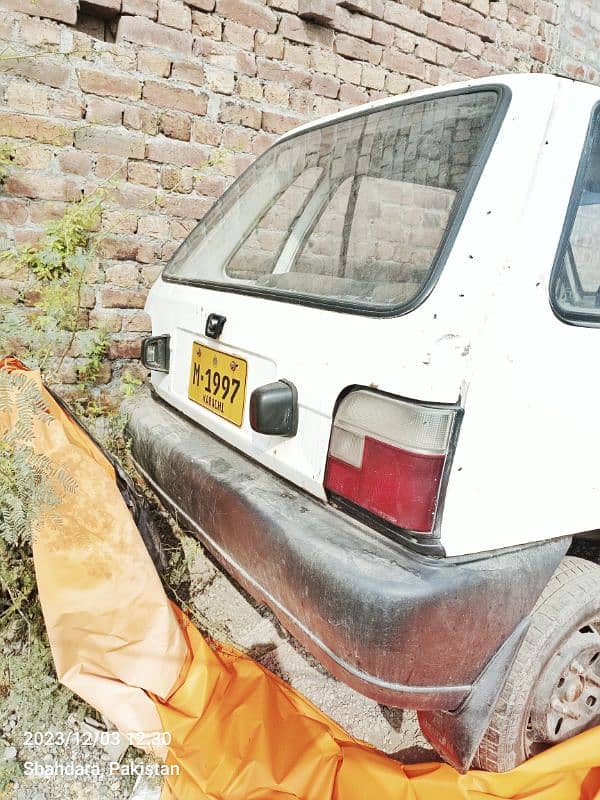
553 0 600 84
0 0 585 399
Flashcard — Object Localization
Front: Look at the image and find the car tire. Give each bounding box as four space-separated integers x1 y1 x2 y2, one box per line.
473 555 600 772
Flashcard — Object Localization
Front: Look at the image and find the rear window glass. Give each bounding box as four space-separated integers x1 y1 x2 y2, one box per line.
164 89 502 313
552 107 600 323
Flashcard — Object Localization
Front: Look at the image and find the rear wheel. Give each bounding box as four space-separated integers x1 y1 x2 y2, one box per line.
474 556 600 772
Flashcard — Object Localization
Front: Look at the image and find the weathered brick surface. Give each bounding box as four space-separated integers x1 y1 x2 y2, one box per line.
0 0 588 393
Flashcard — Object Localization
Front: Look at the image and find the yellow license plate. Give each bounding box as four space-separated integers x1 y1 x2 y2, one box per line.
188 342 247 427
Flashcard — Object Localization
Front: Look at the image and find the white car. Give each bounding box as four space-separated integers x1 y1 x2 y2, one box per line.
129 73 600 772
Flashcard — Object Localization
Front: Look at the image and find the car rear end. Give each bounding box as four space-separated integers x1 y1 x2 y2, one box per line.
128 76 570 729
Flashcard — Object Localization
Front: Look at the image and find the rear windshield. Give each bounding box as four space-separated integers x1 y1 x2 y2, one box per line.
164 89 503 313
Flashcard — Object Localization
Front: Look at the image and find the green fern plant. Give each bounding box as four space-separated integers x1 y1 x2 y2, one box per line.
76 329 110 387
0 193 103 281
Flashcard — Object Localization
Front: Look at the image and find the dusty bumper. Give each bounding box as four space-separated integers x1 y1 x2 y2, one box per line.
128 394 568 711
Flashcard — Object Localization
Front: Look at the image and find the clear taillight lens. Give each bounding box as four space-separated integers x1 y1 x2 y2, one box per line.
324 390 456 534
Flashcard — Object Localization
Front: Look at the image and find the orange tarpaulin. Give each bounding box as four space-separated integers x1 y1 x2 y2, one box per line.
3 358 600 800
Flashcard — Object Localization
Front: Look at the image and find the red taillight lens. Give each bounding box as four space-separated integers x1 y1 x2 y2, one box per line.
324 390 456 534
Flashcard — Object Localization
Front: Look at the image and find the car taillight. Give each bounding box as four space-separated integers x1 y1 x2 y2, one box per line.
324 390 457 534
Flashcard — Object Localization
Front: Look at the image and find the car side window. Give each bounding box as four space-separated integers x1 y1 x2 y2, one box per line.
552 109 600 323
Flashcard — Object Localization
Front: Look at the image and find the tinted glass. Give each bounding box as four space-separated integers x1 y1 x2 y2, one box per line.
553 112 600 321
165 90 500 312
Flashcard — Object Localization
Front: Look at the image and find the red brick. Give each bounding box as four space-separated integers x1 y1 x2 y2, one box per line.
48 91 85 121
18 17 61 47
311 72 341 97
222 127 254 151
298 0 337 25
195 172 230 195
465 31 484 57
160 165 194 191
128 162 160 187
535 0 558 23
483 43 514 68
75 127 146 158
205 65 236 94
223 20 256 49
78 68 142 100
0 112 74 146
334 5 373 39
1 0 76 23
138 214 171 238
279 12 335 47
284 42 310 68
191 9 223 37
90 310 122 332
415 37 437 61
421 0 442 15
108 338 145 359
218 101 262 129
338 82 369 104
158 0 192 30
141 265 164 286
255 30 285 58
98 236 160 262
103 210 139 235
157 193 213 218
383 1 427 33
426 18 467 49
361 62 387 88
6 174 81 202
339 0 384 19
186 0 215 8
122 0 158 16
216 0 278 32
0 198 28 226
104 263 141 286
385 72 410 93
257 57 312 88
146 137 212 167
122 312 152 332
101 288 148 309
191 118 223 145
160 111 191 140
117 15 193 56
381 48 426 78
531 41 550 62
86 96 125 125
453 54 491 77
441 0 497 40
143 79 208 114
262 110 304 134
170 218 197 240
123 106 160 135
95 155 128 181
4 57 71 90
138 51 172 77
334 32 382 62
29 201 68 225
371 19 395 45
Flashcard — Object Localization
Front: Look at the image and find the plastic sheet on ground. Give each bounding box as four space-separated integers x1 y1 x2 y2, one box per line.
3 358 600 800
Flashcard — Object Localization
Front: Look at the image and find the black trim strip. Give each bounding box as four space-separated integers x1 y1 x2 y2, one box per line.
162 84 512 319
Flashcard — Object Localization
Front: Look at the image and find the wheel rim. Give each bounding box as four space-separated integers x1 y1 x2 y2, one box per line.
525 617 600 756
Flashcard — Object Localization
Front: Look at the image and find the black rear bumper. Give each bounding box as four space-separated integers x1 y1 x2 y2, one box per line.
128 394 568 711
